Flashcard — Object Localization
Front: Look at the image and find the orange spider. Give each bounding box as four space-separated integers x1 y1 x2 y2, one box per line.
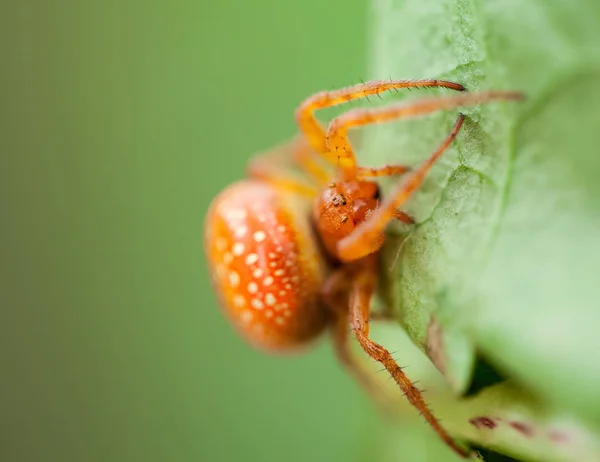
204 80 523 458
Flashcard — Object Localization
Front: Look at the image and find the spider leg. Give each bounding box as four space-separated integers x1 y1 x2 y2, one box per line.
330 301 397 413
328 89 523 180
348 261 471 458
323 266 397 415
295 80 466 175
246 137 321 196
290 137 331 185
356 164 411 180
335 114 464 259
336 90 524 261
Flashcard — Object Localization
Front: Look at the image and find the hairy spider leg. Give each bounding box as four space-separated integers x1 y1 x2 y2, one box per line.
247 135 332 188
348 261 472 458
335 114 464 259
245 137 320 196
322 264 400 415
356 164 411 180
291 137 331 185
295 80 466 178
334 90 524 261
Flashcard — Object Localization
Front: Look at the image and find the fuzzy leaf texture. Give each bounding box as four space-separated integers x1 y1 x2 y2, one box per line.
362 0 600 460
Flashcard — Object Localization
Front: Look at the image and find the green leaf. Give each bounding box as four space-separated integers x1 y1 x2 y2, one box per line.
364 0 600 459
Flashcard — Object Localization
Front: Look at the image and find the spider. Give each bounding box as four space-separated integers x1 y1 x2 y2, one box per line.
204 80 522 458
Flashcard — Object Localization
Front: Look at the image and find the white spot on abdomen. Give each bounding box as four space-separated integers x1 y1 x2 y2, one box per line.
245 253 259 265
265 293 276 306
232 242 245 256
228 272 240 287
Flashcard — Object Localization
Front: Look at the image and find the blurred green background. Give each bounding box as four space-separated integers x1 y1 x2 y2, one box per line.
11 1 598 461
0 1 409 461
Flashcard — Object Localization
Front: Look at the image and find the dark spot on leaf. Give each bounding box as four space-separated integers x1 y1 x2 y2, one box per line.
509 421 534 437
547 430 569 443
469 416 498 429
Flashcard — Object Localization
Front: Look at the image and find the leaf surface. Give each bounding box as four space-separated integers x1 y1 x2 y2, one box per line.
365 1 600 459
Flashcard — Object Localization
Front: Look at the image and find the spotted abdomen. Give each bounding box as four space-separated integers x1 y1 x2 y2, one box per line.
204 180 329 351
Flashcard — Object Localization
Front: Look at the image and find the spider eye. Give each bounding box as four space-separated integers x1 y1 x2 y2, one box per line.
331 193 347 207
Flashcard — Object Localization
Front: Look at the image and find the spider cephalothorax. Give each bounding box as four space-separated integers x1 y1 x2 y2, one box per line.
314 180 380 256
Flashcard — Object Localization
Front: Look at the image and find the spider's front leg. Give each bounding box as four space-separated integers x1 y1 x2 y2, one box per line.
322 259 471 457
334 89 523 261
347 258 472 459
356 164 411 180
336 112 465 260
295 79 466 179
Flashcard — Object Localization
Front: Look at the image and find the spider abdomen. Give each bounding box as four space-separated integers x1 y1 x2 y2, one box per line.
204 180 329 352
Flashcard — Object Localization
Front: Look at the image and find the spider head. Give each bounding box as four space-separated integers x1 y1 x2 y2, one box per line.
314 180 380 257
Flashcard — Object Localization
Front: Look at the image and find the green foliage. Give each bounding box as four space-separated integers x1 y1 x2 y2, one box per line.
366 0 600 460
